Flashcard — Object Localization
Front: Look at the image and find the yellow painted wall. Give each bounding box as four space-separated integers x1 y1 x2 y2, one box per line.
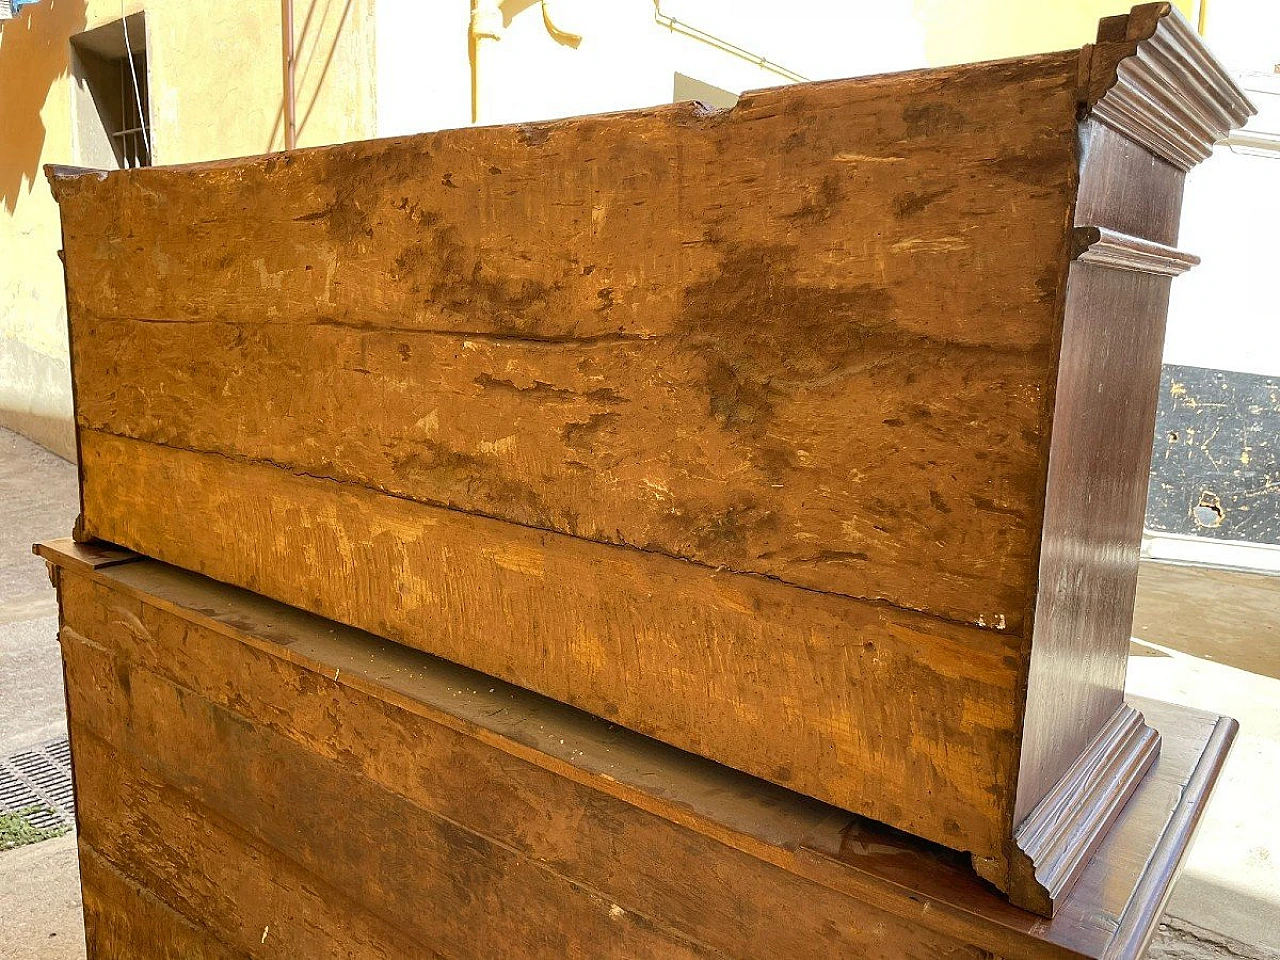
913 0 1196 67
0 0 375 457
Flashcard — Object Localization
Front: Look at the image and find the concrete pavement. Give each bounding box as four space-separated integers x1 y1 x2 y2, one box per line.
1130 562 1280 958
0 426 77 756
0 427 82 959
0 834 85 960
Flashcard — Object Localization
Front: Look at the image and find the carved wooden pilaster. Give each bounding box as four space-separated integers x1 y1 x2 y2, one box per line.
1008 3 1254 915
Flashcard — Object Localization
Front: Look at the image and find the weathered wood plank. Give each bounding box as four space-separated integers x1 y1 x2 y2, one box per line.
66 666 721 959
69 437 1019 863
70 310 1052 633
70 729 437 959
61 617 984 960
79 843 240 960
55 51 1088 633
56 559 1035 958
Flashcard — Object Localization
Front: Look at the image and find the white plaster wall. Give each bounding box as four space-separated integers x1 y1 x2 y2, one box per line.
375 0 472 137
1165 73 1279 378
1164 0 1279 378
372 0 929 137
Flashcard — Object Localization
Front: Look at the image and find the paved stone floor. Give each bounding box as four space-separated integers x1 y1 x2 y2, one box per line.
0 834 85 960
0 428 82 959
0 424 1275 958
1129 560 1280 959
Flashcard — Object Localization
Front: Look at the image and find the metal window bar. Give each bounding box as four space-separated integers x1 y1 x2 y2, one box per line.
114 51 150 168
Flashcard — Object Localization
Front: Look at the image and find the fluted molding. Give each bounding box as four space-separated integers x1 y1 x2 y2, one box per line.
1072 226 1200 276
1084 3 1255 169
1015 704 1161 913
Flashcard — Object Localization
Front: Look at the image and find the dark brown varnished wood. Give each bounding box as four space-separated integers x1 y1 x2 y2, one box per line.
46 3 1254 913
38 539 1236 959
1000 6 1250 909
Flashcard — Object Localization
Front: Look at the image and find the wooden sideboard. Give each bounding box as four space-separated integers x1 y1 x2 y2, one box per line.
48 2 1251 915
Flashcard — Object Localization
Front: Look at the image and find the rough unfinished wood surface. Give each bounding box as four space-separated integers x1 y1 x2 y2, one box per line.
41 540 1237 960
75 426 1020 860
49 3 1253 914
62 51 1087 634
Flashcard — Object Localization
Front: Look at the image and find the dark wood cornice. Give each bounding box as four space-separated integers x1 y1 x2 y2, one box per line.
1081 3 1256 169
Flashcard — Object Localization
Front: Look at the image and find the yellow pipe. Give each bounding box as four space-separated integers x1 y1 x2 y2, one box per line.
541 0 583 46
282 0 297 149
470 0 503 124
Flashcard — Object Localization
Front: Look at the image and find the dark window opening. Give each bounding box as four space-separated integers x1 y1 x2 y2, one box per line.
71 13 151 169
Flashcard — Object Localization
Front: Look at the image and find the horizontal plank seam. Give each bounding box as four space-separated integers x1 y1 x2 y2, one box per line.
78 428 1024 640
67 650 734 959
77 839 247 959
82 312 1057 359
104 315 660 345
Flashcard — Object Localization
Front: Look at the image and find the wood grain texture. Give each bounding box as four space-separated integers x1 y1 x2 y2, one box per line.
44 546 1237 960
48 2 1255 915
55 52 1086 635
1084 4 1254 169
58 617 974 960
72 429 1019 862
71 728 450 960
79 844 240 960
55 52 1081 900
1011 260 1175 841
1073 120 1187 246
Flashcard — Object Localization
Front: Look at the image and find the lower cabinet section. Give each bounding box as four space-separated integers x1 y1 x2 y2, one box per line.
39 539 1235 960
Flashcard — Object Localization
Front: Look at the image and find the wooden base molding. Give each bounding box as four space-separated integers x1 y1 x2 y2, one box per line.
36 539 1237 959
994 705 1161 916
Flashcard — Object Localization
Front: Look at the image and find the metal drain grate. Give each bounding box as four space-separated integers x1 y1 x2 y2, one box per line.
0 737 76 834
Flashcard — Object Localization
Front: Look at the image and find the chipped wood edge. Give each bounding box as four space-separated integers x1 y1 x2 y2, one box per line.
1071 226 1200 276
1082 3 1256 170
984 704 1161 917
44 164 109 203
